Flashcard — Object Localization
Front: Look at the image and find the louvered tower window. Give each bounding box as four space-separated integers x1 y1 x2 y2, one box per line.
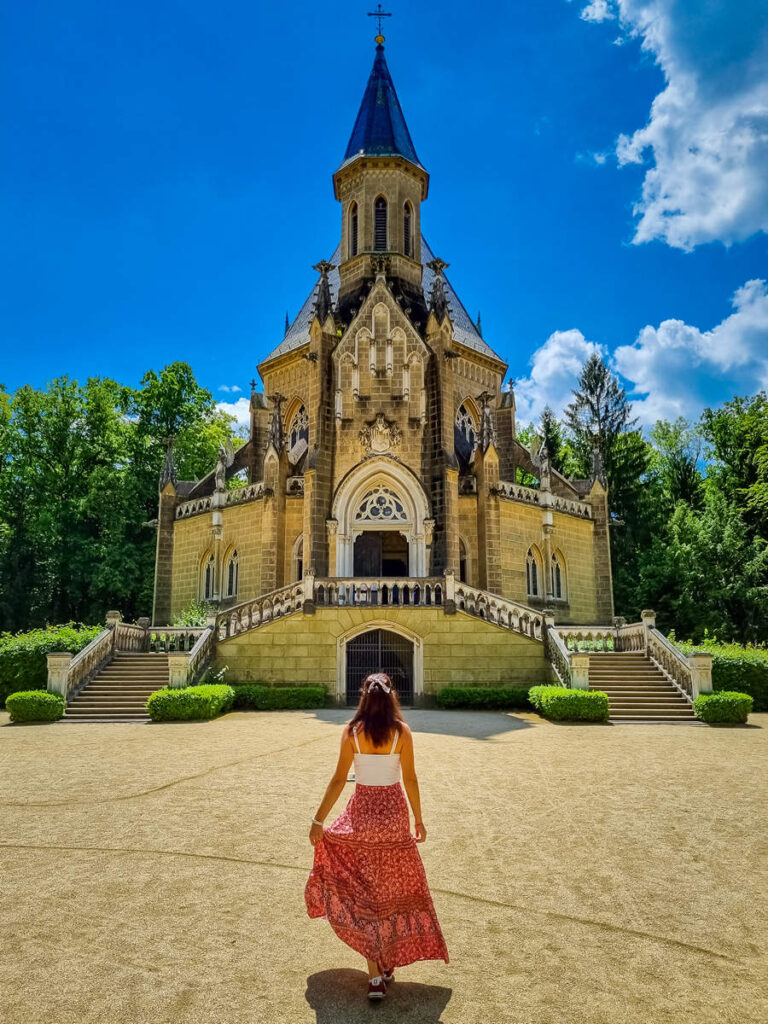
349 202 358 257
374 196 387 251
403 202 412 258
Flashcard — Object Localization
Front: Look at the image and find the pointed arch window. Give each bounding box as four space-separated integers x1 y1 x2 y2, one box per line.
287 404 309 466
374 196 387 251
226 550 239 599
293 535 304 581
403 202 413 258
349 202 358 258
454 402 479 473
202 553 215 601
551 552 564 600
526 548 541 599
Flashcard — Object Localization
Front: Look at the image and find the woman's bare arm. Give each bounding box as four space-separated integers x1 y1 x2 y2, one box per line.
399 726 426 842
309 726 354 845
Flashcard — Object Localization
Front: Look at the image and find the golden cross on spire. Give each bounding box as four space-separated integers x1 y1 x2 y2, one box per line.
367 4 392 41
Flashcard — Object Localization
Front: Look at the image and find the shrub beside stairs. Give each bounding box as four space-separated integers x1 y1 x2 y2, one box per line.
588 652 696 722
64 652 168 722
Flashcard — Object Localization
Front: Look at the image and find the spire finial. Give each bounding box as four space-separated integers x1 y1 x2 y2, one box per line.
368 4 391 42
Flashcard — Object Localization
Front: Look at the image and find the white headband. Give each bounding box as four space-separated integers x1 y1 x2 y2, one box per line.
365 673 392 694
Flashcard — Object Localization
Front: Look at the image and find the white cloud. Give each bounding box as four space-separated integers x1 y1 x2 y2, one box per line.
216 397 251 431
515 280 768 428
514 329 604 424
585 0 768 249
580 1 616 23
612 278 768 422
218 384 242 393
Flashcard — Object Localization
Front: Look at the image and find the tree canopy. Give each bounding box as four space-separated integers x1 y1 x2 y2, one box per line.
0 363 240 631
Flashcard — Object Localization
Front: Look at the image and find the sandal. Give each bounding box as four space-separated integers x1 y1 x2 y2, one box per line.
378 963 394 985
367 976 387 1000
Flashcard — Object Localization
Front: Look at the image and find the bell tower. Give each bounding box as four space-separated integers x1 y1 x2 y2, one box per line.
333 34 429 316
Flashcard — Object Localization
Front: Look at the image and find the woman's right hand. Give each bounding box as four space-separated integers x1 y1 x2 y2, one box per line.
414 821 427 843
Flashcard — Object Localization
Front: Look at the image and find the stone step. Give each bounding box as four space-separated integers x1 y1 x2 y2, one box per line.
70 696 151 705
609 716 701 724
87 685 166 691
608 700 691 708
590 685 677 692
610 707 694 717
61 715 151 722
63 708 151 716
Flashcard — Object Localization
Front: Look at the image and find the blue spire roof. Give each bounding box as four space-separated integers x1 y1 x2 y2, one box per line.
343 43 421 166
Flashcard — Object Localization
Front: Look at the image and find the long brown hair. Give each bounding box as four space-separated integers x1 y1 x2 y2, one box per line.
348 673 405 748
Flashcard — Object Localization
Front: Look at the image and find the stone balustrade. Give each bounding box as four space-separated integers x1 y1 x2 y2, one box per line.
450 580 545 641
175 482 266 520
496 480 592 519
314 577 444 609
215 582 306 640
47 627 115 699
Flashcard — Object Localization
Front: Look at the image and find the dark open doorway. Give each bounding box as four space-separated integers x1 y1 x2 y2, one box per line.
353 532 408 576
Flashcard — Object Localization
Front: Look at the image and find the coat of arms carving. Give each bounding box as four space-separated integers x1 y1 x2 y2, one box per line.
360 413 402 455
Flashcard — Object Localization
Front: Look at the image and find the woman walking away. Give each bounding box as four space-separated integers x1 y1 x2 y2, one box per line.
305 672 449 1001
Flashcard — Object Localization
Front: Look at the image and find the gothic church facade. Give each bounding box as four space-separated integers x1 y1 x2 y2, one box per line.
152 39 614 703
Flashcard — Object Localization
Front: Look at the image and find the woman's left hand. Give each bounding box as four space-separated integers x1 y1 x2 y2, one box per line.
309 821 324 846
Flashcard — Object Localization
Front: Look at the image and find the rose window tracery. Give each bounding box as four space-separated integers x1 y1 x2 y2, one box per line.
354 486 408 523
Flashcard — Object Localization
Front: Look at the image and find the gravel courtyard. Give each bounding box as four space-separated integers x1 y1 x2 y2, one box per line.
1 707 766 1024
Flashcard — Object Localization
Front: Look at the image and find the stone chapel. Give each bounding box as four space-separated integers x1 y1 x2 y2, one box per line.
151 36 615 704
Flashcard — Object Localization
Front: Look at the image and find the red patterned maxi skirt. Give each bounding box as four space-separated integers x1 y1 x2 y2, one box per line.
304 782 449 969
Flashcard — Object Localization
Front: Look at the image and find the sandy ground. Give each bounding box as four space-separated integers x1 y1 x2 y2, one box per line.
0 707 766 1024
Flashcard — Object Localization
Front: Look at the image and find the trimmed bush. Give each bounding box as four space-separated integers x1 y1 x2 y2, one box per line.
6 690 66 723
528 685 610 722
674 636 768 712
0 624 103 707
146 684 235 722
693 691 753 725
435 686 532 710
230 684 327 710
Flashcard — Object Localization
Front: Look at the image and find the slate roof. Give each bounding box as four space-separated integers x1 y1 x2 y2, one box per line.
263 236 504 365
341 43 422 168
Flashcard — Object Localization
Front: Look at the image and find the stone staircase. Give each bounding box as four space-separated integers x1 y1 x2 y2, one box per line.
63 652 168 722
588 652 697 722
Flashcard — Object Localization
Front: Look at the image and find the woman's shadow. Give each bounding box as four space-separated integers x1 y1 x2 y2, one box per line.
306 969 452 1022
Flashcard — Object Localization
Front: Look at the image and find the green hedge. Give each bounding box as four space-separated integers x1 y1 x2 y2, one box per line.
6 690 66 723
435 686 533 710
146 684 235 722
693 691 753 725
0 623 103 707
528 685 610 722
674 637 768 712
230 684 327 710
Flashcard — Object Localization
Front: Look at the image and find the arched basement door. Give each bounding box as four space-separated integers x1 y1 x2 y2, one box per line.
346 629 414 706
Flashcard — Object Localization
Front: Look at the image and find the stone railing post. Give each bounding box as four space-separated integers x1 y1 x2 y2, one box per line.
640 609 656 651
542 608 556 631
570 653 591 690
105 610 122 629
688 652 713 698
443 568 456 615
47 653 72 697
303 569 316 615
167 652 190 689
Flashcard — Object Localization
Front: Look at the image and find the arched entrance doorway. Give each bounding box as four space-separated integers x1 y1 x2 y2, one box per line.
345 628 414 705
331 459 433 577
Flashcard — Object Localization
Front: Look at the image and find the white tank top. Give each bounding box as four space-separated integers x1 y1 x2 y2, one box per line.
351 725 401 786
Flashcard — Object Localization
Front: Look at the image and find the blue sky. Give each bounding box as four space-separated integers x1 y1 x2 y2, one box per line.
2 0 767 428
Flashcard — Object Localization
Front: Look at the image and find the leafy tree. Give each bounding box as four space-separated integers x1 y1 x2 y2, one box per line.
630 489 768 642
0 363 239 631
564 352 639 477
648 418 704 510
